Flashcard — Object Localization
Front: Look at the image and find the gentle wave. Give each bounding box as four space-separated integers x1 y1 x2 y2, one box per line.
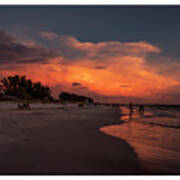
135 119 180 129
120 106 180 129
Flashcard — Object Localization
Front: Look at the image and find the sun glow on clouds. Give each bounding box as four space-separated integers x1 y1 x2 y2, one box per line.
1 30 180 103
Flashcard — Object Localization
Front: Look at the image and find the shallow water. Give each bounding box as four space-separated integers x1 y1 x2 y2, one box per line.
100 106 180 174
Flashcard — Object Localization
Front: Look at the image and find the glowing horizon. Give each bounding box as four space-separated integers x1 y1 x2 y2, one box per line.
0 7 180 104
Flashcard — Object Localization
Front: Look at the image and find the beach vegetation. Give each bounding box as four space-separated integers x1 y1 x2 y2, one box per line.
59 91 94 104
0 75 53 101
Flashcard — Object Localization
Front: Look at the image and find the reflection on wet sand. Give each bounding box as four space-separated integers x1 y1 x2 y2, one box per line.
100 107 180 174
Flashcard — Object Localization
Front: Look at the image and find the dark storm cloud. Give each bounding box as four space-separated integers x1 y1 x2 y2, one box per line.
72 82 81 86
0 30 59 65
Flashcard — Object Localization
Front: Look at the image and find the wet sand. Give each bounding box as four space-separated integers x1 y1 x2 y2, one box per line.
0 104 141 174
100 107 180 174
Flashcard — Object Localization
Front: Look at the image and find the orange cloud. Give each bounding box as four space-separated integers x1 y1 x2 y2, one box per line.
1 31 180 104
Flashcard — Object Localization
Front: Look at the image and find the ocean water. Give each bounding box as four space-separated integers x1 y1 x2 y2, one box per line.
100 105 180 173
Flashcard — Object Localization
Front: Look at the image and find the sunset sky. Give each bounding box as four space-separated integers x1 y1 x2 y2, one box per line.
0 6 180 104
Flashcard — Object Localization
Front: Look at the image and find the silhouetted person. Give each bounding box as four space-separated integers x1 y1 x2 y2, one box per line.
139 105 144 115
129 102 133 117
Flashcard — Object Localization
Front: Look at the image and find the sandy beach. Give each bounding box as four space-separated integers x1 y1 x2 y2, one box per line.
1 5 180 176
0 102 141 174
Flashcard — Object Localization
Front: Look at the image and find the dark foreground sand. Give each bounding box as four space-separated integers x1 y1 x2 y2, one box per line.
0 105 142 174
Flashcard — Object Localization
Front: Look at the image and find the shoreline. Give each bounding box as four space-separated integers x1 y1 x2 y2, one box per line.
0 104 142 174
100 107 180 174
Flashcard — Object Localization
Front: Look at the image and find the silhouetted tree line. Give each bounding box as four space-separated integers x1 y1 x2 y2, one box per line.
59 91 94 103
0 75 52 100
0 75 94 103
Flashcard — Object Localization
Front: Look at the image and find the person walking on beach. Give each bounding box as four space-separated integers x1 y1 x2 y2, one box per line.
139 104 144 116
129 102 133 117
